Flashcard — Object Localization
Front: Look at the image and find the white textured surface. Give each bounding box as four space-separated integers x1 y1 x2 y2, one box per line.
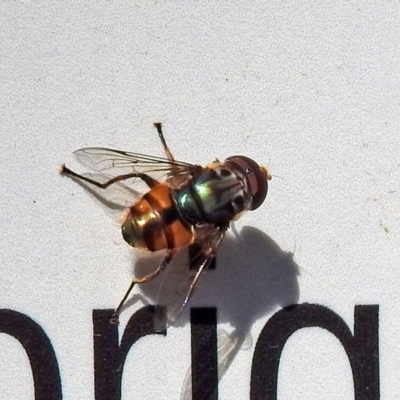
1 1 400 399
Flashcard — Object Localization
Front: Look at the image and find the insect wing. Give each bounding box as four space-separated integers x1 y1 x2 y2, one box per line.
153 227 226 332
180 329 251 400
74 147 196 184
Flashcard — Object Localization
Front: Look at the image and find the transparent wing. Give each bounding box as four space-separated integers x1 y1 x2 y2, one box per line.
180 329 252 400
153 226 226 332
74 147 197 183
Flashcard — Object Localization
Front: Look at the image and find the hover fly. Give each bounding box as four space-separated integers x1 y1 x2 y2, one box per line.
60 123 271 329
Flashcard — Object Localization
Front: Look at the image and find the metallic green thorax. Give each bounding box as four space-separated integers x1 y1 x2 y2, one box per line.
172 167 247 226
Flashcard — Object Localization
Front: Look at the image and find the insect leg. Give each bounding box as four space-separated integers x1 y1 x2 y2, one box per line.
59 164 159 189
153 122 175 162
182 254 214 309
111 248 178 324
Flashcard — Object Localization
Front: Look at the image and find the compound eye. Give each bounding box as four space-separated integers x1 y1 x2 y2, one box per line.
225 155 269 210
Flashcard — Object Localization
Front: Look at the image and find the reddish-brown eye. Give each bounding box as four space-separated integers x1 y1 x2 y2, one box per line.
225 155 269 210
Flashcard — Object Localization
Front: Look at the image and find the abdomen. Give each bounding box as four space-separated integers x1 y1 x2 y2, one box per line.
121 184 194 252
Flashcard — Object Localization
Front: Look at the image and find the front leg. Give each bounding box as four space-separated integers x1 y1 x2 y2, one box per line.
153 122 175 162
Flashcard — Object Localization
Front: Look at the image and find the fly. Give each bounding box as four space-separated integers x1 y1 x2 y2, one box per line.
60 123 271 330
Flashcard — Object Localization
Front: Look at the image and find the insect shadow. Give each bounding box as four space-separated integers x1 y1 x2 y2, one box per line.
129 225 300 397
130 225 300 336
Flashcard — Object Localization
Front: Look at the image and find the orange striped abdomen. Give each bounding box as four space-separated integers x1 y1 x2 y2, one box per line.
121 183 194 252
